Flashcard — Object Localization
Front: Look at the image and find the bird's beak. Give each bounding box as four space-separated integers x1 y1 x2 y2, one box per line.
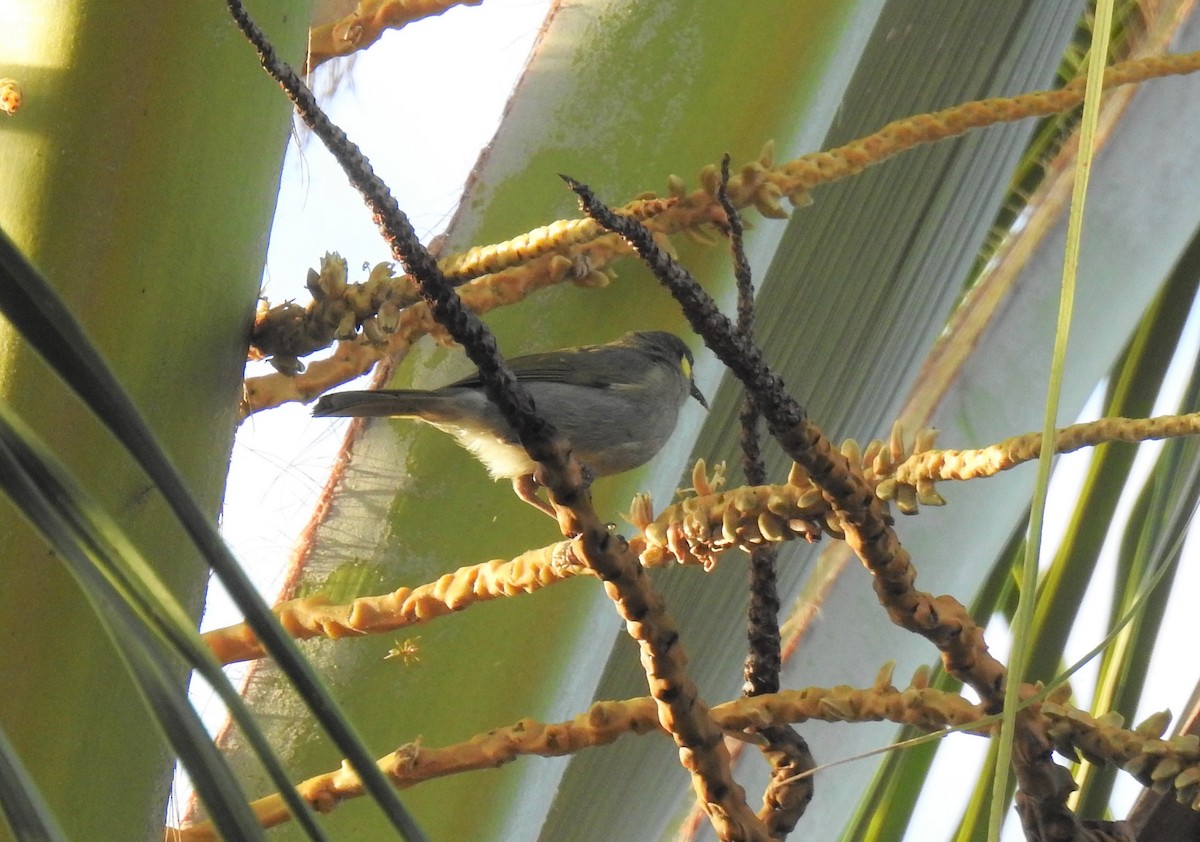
690 382 709 410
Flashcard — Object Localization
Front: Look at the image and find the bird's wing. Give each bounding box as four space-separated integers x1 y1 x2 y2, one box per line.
444 345 621 389
312 390 429 417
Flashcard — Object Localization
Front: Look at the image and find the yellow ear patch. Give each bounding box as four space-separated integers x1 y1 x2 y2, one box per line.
680 356 693 380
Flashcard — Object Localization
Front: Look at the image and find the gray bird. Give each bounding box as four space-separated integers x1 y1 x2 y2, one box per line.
312 331 708 517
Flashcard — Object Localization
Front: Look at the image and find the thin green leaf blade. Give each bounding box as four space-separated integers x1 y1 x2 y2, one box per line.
0 725 68 842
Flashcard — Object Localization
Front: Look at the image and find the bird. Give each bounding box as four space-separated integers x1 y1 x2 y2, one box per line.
312 331 708 517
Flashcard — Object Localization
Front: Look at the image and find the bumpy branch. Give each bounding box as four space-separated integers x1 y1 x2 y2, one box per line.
893 412 1200 487
231 8 766 838
204 541 585 664
568 177 999 694
642 411 1200 568
305 0 482 72
566 175 1087 835
716 155 785 700
718 154 814 837
171 675 1194 841
172 669 987 841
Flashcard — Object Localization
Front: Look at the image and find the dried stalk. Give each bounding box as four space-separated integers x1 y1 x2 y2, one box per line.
171 675 986 841
230 7 766 837
306 0 481 72
171 679 1195 841
718 153 814 837
568 176 1078 836
204 541 583 664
